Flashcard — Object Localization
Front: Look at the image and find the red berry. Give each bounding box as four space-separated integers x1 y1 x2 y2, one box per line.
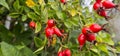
102 0 116 9
53 27 63 37
90 23 102 33
97 9 107 17
60 0 66 4
58 51 64 56
63 49 71 56
86 33 96 42
82 27 92 35
93 2 102 10
96 0 102 3
47 19 55 28
29 21 36 29
78 33 86 48
45 27 54 38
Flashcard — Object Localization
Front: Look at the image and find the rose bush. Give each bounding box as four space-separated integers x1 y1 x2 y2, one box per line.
0 0 120 56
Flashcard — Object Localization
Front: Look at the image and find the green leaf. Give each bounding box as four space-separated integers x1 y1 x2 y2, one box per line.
97 44 108 54
56 11 65 20
27 12 38 20
41 8 48 23
9 13 20 18
116 46 120 53
17 45 37 56
22 15 27 21
98 32 114 45
33 37 47 54
0 25 13 42
1 42 22 56
0 0 9 10
13 0 20 11
0 48 3 56
90 46 100 56
33 46 44 54
35 22 41 33
34 37 43 48
32 5 41 15
64 21 72 28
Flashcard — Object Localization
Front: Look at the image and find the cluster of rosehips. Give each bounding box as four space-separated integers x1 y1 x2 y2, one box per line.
78 23 102 50
93 0 118 20
58 48 71 56
45 19 64 45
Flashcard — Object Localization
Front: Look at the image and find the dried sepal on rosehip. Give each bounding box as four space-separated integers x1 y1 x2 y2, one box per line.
82 27 92 35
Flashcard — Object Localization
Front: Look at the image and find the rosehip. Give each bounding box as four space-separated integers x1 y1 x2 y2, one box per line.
102 0 116 9
78 33 86 48
96 0 102 3
60 0 66 4
86 33 96 42
93 2 102 11
63 49 71 56
29 21 36 29
47 19 55 28
45 27 54 38
97 9 107 17
82 27 92 35
58 51 64 56
90 23 102 33
53 27 63 37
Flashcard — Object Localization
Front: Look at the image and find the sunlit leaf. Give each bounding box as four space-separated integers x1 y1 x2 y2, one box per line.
69 9 77 16
0 0 9 10
35 22 41 33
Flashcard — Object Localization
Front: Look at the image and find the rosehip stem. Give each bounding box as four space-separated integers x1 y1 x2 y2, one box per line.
101 23 110 33
47 36 53 47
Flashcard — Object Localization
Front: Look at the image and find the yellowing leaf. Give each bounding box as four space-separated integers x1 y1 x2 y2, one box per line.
38 0 45 5
77 12 82 15
69 9 77 16
51 36 56 46
26 0 35 8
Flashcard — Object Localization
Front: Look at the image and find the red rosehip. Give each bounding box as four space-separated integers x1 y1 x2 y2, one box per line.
86 33 96 42
78 33 86 48
102 0 116 9
58 51 64 56
97 9 107 17
93 2 102 11
53 27 63 37
90 23 102 33
45 27 54 38
82 27 92 35
29 21 36 29
63 49 71 56
60 0 66 4
47 19 55 28
96 0 102 3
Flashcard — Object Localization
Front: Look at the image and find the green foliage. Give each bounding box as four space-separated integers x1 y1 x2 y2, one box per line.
0 0 120 56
